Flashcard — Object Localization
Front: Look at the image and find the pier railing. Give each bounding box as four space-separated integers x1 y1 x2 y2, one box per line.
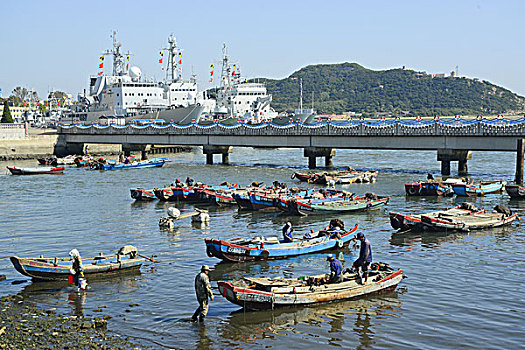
59 117 525 137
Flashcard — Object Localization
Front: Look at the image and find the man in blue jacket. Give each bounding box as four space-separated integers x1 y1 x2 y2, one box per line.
353 232 372 284
282 222 293 243
327 254 343 283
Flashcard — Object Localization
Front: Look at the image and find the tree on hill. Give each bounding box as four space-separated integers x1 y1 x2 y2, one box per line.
1 100 14 123
257 63 525 116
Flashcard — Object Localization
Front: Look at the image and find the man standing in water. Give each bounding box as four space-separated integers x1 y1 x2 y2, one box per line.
353 232 372 284
192 265 214 322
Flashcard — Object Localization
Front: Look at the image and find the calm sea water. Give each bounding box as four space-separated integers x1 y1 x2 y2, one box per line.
0 148 524 349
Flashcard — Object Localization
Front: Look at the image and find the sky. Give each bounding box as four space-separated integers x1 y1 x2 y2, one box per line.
1 0 524 100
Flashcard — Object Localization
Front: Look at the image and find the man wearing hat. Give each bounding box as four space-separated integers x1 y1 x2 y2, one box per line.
326 254 343 283
192 265 214 322
352 232 372 284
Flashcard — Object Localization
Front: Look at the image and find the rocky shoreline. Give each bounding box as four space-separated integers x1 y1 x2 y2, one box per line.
0 294 149 349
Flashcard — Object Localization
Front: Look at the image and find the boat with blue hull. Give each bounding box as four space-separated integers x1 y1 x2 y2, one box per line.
130 188 156 201
204 224 358 262
98 157 168 170
452 180 506 196
10 248 146 281
155 183 237 202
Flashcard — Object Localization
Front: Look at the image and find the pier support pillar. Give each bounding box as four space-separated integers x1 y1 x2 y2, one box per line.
308 157 316 169
458 159 468 176
325 155 333 168
516 139 524 185
441 160 451 176
122 144 148 159
53 135 84 157
437 149 471 176
304 147 336 169
203 145 232 165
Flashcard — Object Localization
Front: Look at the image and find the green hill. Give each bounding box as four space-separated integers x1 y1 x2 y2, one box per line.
258 63 525 116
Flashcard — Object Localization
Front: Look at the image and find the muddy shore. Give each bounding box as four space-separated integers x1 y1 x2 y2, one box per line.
0 294 149 349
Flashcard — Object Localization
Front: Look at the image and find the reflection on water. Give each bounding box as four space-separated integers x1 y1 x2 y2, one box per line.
1 149 524 349
220 290 403 348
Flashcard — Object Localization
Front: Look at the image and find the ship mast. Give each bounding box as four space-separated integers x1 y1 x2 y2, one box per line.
220 43 231 90
220 43 241 91
163 34 183 83
101 31 130 77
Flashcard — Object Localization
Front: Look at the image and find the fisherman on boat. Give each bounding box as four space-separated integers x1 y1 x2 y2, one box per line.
186 177 195 186
352 232 372 284
282 222 293 243
69 249 87 290
327 254 344 283
192 265 214 322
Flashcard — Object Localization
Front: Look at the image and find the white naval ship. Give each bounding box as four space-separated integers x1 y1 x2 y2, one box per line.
77 33 205 125
204 44 277 123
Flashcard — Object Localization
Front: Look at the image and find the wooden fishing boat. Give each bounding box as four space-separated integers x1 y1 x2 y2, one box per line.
277 189 348 213
505 184 525 199
233 191 254 210
218 265 405 310
155 183 236 202
291 170 377 185
38 155 79 166
288 193 389 216
291 169 352 183
10 247 146 281
7 166 65 175
390 202 516 232
452 180 506 196
205 224 358 262
248 189 290 210
130 188 156 201
202 185 255 206
97 157 168 170
404 178 465 196
336 170 378 184
420 205 517 232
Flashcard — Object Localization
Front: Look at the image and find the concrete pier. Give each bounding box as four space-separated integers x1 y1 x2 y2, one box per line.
304 147 335 169
516 139 524 185
437 150 471 176
203 145 232 165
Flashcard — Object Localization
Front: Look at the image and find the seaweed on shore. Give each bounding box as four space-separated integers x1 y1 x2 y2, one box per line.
0 294 149 349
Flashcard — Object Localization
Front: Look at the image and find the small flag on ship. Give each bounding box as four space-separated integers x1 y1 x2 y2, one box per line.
159 51 163 64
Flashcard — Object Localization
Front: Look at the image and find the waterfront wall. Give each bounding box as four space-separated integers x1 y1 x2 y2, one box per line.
0 124 26 141
0 129 123 160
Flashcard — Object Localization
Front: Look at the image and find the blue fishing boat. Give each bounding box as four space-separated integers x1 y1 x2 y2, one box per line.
154 183 237 202
130 188 156 201
452 180 506 196
10 247 147 281
204 224 358 262
99 157 167 170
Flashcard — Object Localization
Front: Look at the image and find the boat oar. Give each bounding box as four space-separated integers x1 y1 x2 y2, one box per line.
138 253 158 263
